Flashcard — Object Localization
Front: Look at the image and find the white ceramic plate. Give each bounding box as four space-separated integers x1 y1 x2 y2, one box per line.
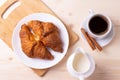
80 16 114 47
12 13 69 69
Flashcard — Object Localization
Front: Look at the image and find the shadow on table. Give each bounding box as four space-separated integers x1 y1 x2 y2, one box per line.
86 65 109 80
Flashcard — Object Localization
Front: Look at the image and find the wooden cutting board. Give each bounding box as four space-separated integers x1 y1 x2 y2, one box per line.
0 0 78 76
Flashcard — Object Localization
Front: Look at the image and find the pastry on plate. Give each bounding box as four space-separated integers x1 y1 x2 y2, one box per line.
28 21 63 52
41 22 63 53
19 24 54 60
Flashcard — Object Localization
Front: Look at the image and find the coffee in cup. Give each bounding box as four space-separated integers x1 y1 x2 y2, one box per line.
87 14 112 39
89 15 108 35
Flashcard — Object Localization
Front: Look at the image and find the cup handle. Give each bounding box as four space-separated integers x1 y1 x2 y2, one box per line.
89 9 94 15
79 76 84 80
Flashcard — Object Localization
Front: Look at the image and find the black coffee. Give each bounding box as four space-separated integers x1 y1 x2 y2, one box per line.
89 16 108 35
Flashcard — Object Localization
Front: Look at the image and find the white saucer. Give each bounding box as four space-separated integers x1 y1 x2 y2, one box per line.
80 17 115 47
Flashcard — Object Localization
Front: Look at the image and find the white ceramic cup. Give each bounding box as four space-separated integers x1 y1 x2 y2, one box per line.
67 48 95 80
86 10 112 39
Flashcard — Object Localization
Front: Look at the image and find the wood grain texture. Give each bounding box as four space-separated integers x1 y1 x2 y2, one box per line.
42 0 120 80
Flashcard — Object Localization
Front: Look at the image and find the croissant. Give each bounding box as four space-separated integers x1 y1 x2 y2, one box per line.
33 41 54 60
28 20 43 40
28 21 63 52
19 24 36 57
19 24 54 60
41 22 63 52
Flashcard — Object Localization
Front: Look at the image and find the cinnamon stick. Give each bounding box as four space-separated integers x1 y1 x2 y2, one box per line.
81 28 103 51
81 28 96 50
88 33 103 51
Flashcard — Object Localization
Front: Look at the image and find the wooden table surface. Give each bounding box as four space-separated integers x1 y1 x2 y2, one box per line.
42 1 120 80
0 0 120 80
